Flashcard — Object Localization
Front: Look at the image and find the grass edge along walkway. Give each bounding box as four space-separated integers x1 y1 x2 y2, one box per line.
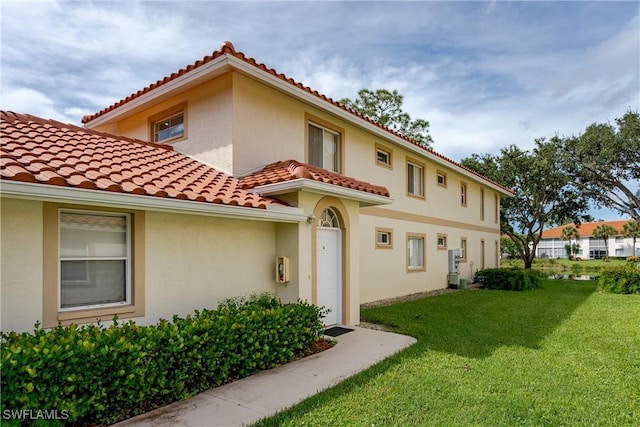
253 280 640 426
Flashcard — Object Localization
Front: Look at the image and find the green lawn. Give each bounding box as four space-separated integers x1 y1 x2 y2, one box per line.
254 280 640 426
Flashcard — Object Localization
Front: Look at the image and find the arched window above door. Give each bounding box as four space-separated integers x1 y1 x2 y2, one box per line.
318 208 340 228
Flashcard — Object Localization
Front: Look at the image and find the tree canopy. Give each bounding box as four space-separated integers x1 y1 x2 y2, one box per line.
340 89 433 148
461 139 589 268
557 111 640 221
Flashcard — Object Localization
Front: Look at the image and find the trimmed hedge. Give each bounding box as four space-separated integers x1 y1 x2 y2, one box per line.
1 293 326 426
473 268 544 291
598 265 640 294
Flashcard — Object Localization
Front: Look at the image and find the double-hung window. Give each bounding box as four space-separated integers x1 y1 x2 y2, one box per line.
59 210 131 310
407 234 425 271
309 122 341 172
407 161 424 198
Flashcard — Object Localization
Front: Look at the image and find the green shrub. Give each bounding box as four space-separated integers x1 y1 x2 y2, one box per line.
1 294 326 426
473 268 544 291
598 265 640 294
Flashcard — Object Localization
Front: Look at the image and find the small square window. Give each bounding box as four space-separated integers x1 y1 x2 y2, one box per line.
437 234 447 249
376 228 393 249
437 171 447 187
376 145 392 168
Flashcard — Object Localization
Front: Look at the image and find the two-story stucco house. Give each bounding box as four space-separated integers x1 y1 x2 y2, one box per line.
1 42 512 332
536 220 637 259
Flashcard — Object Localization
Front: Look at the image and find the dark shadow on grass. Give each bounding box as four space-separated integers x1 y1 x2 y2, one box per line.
360 280 597 359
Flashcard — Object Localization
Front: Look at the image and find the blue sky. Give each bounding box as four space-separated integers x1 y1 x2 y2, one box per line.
2 1 638 219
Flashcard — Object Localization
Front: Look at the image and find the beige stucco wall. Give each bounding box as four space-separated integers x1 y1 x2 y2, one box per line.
232 73 306 176
142 211 278 324
1 198 44 332
0 197 290 332
359 211 500 303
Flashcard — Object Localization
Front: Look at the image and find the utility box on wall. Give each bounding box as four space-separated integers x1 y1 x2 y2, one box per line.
276 256 290 283
447 249 461 288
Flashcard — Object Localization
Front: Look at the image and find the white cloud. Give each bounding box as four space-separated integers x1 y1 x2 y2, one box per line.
0 87 69 122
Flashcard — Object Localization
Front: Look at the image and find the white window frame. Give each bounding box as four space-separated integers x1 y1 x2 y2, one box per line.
437 170 447 187
308 122 341 172
58 209 132 311
152 110 185 143
407 233 426 271
437 233 448 250
460 237 468 262
407 160 425 198
375 144 393 168
376 227 393 249
461 182 468 206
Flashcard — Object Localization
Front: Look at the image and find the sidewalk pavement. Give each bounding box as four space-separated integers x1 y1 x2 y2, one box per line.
115 327 417 427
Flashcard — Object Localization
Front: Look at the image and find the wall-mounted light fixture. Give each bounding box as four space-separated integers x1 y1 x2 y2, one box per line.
306 214 316 226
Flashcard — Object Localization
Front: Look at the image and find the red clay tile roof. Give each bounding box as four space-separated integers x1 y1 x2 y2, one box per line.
541 220 631 239
1 111 277 209
239 160 390 197
81 41 513 196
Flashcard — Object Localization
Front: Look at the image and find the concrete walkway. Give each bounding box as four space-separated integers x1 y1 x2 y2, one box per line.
115 327 416 427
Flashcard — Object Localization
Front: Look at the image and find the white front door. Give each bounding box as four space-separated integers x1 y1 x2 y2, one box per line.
317 227 342 325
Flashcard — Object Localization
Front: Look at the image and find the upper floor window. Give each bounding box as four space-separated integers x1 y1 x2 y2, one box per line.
407 160 425 198
153 111 184 143
480 188 485 220
437 170 447 187
461 182 468 206
494 193 499 223
375 144 393 168
309 122 341 172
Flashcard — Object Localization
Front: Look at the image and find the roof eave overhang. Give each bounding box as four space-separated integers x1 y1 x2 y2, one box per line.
0 181 307 223
250 178 393 207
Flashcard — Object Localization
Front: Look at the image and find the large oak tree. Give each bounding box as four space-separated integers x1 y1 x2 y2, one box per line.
461 139 589 269
558 111 640 221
